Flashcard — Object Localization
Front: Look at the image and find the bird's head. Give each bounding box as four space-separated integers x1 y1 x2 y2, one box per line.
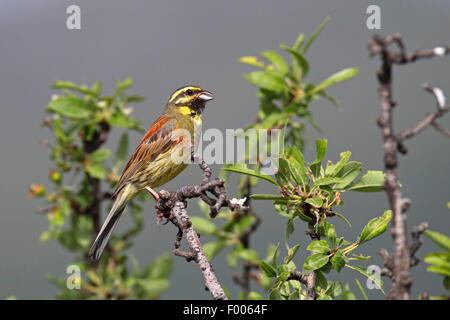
166 85 213 117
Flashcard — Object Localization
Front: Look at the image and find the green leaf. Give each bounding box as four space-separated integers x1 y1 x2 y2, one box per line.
334 212 352 227
328 151 352 177
301 16 331 55
115 77 133 96
250 194 286 201
424 230 450 252
52 81 98 96
89 149 111 163
116 133 129 166
223 164 278 186
304 253 330 271
262 51 288 73
146 253 173 279
238 248 259 263
203 241 226 260
331 250 346 272
85 163 107 179
248 291 264 300
348 170 385 192
312 177 343 188
424 252 450 273
239 56 266 68
327 224 337 247
277 158 292 185
109 112 141 129
285 147 309 186
340 284 356 300
280 45 309 78
427 265 450 277
358 210 392 244
245 70 286 92
190 216 218 236
307 240 330 254
135 278 170 296
269 288 284 300
284 244 301 264
345 264 385 294
47 97 91 119
305 197 323 208
355 279 368 300
308 68 359 96
293 33 305 51
310 138 327 177
333 161 362 189
284 218 295 250
260 260 277 278
271 242 280 267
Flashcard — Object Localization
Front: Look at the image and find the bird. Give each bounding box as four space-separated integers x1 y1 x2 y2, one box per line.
88 85 213 260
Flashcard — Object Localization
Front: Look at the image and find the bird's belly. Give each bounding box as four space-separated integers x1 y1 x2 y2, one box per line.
136 151 189 189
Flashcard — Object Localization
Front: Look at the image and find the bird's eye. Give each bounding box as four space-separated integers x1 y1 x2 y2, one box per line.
186 89 194 95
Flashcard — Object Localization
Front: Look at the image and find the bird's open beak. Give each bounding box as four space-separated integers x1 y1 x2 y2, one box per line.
197 91 214 102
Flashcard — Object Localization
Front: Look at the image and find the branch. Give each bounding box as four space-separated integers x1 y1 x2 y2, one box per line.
369 33 449 300
396 84 449 144
154 150 246 300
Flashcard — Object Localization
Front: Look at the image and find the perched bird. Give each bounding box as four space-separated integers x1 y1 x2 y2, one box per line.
88 86 213 260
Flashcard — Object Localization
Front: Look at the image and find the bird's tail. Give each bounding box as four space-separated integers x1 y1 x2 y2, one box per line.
88 185 136 260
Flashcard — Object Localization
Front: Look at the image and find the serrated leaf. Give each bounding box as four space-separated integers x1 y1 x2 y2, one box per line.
358 210 392 244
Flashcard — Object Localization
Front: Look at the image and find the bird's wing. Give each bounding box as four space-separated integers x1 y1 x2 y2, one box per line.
112 115 180 198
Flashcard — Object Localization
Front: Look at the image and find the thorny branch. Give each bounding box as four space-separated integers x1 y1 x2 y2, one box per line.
368 33 449 299
154 149 246 300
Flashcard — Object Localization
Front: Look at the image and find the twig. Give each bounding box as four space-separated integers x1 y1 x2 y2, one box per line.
154 150 246 300
410 222 428 267
369 33 449 300
303 229 320 300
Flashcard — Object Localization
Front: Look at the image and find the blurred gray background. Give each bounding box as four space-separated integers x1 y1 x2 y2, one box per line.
1 0 449 299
